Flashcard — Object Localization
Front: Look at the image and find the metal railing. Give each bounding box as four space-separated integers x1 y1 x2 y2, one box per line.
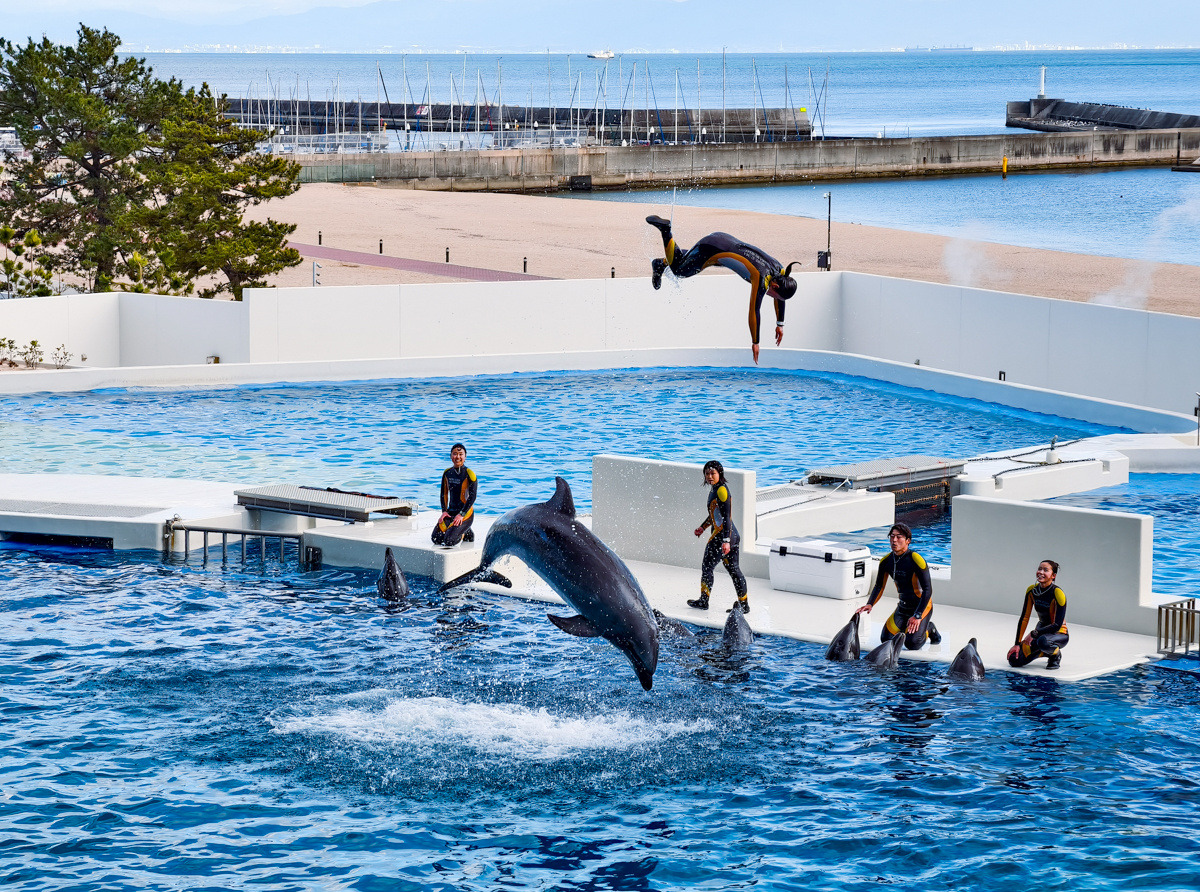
1157 598 1198 657
162 518 319 571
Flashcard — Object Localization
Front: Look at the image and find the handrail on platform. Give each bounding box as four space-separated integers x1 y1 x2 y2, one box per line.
1157 597 1198 657
162 517 320 571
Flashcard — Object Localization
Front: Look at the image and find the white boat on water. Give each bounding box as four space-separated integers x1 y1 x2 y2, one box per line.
588 49 615 60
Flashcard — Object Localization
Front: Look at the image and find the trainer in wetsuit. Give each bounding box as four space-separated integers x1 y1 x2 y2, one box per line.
431 443 477 547
646 215 798 365
689 459 750 614
1007 560 1068 670
855 522 942 649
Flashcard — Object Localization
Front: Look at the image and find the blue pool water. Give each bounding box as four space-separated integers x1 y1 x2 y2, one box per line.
4 368 1200 890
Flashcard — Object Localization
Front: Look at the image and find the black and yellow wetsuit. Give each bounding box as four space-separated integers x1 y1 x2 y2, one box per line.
865 549 934 649
659 230 789 347
697 481 748 607
1008 583 1068 668
431 464 477 546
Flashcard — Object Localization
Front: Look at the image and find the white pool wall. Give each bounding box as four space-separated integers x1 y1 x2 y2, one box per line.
1 272 1197 434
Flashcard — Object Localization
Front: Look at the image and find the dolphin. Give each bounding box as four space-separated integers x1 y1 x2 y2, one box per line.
376 547 409 601
653 609 696 640
721 603 754 650
865 632 905 670
824 613 861 661
948 637 986 680
439 477 660 690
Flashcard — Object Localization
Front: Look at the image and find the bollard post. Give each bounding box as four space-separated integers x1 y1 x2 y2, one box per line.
318 230 322 246
611 267 615 278
379 239 383 254
523 257 527 273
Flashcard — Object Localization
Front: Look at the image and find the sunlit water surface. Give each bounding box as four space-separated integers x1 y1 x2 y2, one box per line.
3 369 1199 890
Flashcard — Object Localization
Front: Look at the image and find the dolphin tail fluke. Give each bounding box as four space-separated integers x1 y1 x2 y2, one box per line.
437 566 513 594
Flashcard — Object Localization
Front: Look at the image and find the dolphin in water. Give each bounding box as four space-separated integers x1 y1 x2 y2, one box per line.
865 632 905 670
439 477 660 690
721 603 754 650
653 609 695 640
948 637 986 680
376 547 409 601
824 613 861 661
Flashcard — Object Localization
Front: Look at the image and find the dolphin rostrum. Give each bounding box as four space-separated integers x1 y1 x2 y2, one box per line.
439 477 660 690
865 632 905 670
824 613 861 661
377 547 410 601
948 637 986 680
721 604 754 650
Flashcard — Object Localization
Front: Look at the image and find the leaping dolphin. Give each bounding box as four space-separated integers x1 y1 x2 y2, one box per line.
948 637 985 680
824 613 861 661
376 547 409 601
721 604 754 650
439 477 660 690
865 632 905 670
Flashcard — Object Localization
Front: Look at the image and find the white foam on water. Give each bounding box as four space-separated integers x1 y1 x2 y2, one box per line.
271 694 712 760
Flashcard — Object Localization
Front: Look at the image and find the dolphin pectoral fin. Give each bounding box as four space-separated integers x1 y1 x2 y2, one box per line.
548 613 604 638
544 476 577 518
437 566 512 594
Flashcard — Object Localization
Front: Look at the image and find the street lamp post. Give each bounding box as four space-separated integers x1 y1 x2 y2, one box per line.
818 191 832 270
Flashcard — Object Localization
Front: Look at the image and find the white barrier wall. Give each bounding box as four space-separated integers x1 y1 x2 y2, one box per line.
243 273 845 364
592 455 757 572
0 293 122 368
942 495 1163 636
117 293 250 367
840 271 1200 420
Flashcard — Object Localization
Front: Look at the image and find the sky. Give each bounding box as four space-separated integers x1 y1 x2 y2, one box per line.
5 0 1199 53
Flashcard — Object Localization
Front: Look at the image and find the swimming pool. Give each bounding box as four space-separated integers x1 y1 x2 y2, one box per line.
3 368 1199 890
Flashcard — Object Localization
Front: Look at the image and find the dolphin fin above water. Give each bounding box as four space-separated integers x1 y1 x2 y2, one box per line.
722 604 754 650
948 637 986 680
438 566 513 593
824 613 861 661
548 613 604 637
377 547 410 601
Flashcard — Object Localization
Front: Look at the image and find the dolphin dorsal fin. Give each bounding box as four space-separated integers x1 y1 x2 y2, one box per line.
546 476 576 518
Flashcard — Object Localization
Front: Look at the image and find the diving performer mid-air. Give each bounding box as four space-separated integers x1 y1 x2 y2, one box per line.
646 215 799 364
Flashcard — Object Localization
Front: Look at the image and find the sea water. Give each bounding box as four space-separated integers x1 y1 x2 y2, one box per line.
3 369 1200 890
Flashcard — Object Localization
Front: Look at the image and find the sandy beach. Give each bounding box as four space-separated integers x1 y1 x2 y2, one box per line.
249 182 1200 317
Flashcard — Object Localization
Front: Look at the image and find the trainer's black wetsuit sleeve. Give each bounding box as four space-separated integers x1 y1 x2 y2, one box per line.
910 552 933 618
716 484 733 544
460 469 478 518
865 553 893 608
749 288 765 345
774 296 786 327
1014 587 1035 645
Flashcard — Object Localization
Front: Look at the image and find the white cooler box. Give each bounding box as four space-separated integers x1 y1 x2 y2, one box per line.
768 537 872 599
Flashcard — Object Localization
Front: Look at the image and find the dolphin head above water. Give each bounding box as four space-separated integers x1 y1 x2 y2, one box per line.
824 612 861 661
440 477 660 690
865 631 905 670
721 604 754 650
948 637 985 680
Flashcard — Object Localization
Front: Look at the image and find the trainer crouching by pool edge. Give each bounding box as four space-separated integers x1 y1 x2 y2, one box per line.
432 443 477 547
855 522 942 650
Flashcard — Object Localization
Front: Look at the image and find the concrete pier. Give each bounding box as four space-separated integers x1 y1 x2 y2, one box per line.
294 127 1200 190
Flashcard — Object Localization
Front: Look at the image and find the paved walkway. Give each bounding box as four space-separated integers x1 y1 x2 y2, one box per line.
289 242 554 283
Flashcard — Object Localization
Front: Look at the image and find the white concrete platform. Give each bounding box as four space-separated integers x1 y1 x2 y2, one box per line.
0 472 1166 682
956 442 1129 501
467 559 1160 683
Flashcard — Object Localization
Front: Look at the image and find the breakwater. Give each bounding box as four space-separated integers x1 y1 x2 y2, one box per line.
295 128 1200 191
